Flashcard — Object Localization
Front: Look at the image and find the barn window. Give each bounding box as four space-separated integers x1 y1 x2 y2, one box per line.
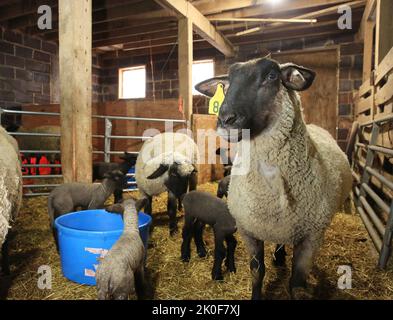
192 59 214 95
118 65 146 99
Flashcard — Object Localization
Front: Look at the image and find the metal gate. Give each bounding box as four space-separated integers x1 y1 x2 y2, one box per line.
352 114 393 269
0 107 186 197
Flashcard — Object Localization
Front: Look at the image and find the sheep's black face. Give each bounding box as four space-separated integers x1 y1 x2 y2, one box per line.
219 59 282 141
195 57 315 142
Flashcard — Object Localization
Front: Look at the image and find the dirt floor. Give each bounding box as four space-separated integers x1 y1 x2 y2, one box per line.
1 182 393 300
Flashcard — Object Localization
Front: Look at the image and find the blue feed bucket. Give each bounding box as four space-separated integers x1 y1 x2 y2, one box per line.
54 209 151 286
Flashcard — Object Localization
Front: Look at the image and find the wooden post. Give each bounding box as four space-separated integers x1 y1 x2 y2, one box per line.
375 0 393 66
178 17 193 125
59 0 92 183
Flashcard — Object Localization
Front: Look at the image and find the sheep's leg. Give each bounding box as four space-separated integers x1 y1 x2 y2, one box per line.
113 188 123 204
290 237 318 299
177 197 183 210
273 244 287 267
188 171 197 191
181 216 194 262
134 266 146 300
225 234 237 273
193 220 207 258
144 195 153 216
167 190 178 236
1 235 10 275
211 230 226 280
240 229 265 300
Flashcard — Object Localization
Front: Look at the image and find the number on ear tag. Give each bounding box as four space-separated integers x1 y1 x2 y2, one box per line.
208 83 225 115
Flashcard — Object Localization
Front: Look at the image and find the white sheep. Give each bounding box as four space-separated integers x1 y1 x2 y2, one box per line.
96 199 146 300
0 126 22 275
196 57 352 299
135 132 199 235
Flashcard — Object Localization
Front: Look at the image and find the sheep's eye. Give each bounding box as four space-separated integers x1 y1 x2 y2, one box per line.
267 71 278 81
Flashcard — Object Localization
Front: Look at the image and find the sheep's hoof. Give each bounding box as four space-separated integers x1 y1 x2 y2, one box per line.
181 254 190 262
212 273 224 281
227 266 236 273
290 287 313 300
169 227 179 236
197 248 207 258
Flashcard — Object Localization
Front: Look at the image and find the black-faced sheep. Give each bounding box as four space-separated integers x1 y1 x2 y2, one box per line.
135 132 199 235
93 152 137 203
0 126 22 275
181 191 237 280
96 198 146 300
48 170 126 248
196 57 352 299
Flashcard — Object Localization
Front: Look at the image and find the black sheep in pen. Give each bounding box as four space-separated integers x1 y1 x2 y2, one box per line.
181 190 237 280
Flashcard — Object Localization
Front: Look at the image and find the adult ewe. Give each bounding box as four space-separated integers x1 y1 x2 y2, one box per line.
135 132 199 235
196 57 352 299
0 126 22 275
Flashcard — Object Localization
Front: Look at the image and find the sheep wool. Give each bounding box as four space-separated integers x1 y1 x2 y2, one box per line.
228 88 352 245
135 132 199 196
0 126 22 246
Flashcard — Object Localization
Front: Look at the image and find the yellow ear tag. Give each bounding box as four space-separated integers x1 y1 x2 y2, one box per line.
208 83 225 115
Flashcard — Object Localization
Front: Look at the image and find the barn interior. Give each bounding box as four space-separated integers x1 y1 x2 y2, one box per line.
0 0 393 300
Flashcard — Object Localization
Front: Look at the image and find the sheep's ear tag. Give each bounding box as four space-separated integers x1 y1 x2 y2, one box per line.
208 83 225 115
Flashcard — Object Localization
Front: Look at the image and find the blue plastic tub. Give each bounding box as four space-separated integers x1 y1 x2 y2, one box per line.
54 209 151 286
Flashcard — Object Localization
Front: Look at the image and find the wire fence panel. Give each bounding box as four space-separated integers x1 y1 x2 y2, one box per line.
0 107 186 197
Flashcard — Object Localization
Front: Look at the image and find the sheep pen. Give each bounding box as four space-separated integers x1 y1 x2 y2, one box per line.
1 181 392 300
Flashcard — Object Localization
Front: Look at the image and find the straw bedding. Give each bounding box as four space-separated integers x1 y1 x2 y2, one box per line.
1 182 392 300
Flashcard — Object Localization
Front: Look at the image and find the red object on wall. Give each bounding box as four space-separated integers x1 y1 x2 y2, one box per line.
21 154 29 175
39 155 51 175
54 159 61 174
29 156 37 175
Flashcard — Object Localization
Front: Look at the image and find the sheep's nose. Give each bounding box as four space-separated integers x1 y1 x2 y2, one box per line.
222 114 237 125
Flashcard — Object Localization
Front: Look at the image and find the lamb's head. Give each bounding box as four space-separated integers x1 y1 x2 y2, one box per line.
103 169 127 188
119 151 137 166
195 57 315 142
147 161 197 198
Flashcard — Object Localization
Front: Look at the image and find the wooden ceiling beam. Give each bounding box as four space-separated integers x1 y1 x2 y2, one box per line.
227 1 365 37
154 0 235 57
0 0 57 22
207 0 351 19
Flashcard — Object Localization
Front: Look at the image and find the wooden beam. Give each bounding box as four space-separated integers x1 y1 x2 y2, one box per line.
207 0 351 19
178 17 193 123
155 0 235 57
0 0 57 22
375 0 393 66
357 0 376 41
59 0 92 183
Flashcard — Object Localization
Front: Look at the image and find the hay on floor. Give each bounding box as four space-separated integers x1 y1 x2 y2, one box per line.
1 182 393 300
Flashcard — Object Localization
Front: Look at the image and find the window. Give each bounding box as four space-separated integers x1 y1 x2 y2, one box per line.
192 59 214 95
118 65 146 99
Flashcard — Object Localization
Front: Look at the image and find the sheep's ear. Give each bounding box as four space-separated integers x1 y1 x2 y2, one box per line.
147 164 169 179
280 63 315 91
194 75 229 97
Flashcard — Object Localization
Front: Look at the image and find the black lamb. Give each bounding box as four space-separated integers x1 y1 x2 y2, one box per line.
93 152 137 203
181 190 237 280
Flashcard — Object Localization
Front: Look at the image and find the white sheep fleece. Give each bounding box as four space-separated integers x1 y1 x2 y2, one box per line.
228 88 352 245
135 132 199 196
0 126 22 246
